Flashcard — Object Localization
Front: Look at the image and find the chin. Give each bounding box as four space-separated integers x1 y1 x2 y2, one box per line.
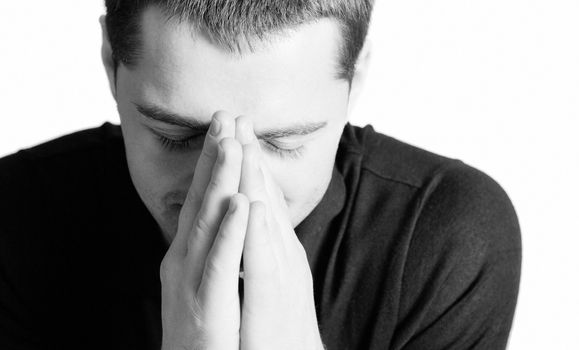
290 179 331 228
289 194 323 228
290 204 313 228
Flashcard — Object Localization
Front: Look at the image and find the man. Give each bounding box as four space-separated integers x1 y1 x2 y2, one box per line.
0 1 521 349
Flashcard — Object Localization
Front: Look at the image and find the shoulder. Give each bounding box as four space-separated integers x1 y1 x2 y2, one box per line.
338 124 521 347
0 122 124 278
0 122 125 253
0 121 121 171
0 122 123 237
395 159 521 349
339 123 457 188
0 120 123 230
414 159 521 256
0 123 129 344
339 123 520 245
338 122 521 274
0 122 123 199
0 122 126 234
0 121 122 171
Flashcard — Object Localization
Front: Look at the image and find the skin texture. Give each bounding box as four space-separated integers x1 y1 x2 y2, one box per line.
100 5 370 349
100 6 369 242
156 113 326 349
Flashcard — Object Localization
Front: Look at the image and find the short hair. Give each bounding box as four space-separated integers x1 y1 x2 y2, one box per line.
104 0 374 82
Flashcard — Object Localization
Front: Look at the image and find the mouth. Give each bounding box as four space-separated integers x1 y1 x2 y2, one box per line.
167 203 183 214
169 201 183 207
163 190 187 208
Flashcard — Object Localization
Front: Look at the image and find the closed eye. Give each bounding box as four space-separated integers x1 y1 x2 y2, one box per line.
260 140 304 159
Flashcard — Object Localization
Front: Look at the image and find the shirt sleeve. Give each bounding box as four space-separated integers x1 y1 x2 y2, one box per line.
391 161 522 350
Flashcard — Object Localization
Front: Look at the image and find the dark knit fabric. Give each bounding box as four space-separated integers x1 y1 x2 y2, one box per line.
0 122 521 349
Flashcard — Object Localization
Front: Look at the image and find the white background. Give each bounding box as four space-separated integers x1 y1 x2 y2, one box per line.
1 1 578 349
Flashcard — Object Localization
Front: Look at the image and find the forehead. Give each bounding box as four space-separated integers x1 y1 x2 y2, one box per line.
126 6 348 124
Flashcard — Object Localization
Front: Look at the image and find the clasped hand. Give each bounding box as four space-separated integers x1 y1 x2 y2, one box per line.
160 112 324 350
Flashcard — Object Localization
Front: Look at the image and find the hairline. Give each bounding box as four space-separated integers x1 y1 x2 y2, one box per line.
111 4 353 84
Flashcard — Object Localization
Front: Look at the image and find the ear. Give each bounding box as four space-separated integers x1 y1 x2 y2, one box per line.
99 15 117 100
347 39 372 118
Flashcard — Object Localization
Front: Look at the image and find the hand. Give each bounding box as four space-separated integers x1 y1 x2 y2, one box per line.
235 117 325 350
160 111 247 350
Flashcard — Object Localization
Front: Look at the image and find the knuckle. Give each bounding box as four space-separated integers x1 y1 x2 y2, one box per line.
206 178 221 194
186 185 204 208
203 257 225 279
200 141 217 160
214 224 233 244
189 295 207 326
193 215 213 239
188 218 212 252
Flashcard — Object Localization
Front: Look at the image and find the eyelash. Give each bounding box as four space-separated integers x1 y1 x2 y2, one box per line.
157 134 197 152
156 134 303 159
260 141 304 159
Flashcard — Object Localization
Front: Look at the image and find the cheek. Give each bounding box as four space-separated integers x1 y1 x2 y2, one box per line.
118 109 200 212
267 135 339 215
272 162 327 202
115 68 200 209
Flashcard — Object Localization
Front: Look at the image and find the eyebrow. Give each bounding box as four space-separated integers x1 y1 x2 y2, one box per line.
134 102 209 131
133 102 327 140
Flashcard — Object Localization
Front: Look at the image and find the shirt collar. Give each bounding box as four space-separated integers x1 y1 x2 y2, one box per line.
295 164 346 241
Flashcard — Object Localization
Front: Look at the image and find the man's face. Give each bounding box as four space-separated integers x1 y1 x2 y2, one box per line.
112 7 352 239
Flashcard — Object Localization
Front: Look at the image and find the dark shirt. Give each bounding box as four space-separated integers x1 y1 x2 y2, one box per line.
0 122 521 350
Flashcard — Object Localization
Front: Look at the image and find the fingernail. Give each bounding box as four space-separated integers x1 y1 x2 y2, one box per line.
209 118 221 136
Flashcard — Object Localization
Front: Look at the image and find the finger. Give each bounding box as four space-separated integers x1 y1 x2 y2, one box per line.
170 111 235 257
239 143 269 205
243 201 279 310
240 141 290 255
257 160 303 253
235 116 267 206
197 193 249 316
187 137 243 284
235 115 258 145
260 161 291 227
